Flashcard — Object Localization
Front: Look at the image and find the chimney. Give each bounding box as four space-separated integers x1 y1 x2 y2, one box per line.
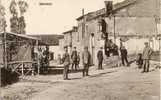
104 1 113 16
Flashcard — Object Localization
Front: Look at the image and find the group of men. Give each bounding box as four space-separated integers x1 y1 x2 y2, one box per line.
96 41 153 73
61 41 153 80
61 46 90 80
105 40 130 67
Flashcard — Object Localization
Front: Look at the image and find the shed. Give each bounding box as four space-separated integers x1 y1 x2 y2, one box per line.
0 32 44 76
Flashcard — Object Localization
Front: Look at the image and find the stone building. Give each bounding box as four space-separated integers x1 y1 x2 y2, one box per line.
59 26 79 55
75 0 160 65
60 0 160 65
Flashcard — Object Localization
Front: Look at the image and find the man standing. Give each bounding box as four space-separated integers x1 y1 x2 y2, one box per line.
142 42 153 73
120 46 129 66
97 47 104 70
112 43 119 67
62 47 70 80
77 52 80 69
82 46 91 77
71 47 78 70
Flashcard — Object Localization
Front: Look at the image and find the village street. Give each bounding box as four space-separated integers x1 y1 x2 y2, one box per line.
30 64 160 100
1 62 160 100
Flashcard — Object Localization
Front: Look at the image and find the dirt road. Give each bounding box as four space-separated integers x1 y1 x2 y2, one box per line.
30 64 160 100
1 63 160 100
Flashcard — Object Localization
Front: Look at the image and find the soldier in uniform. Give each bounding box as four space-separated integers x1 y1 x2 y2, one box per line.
142 42 153 73
77 52 80 69
71 47 78 70
120 46 129 66
82 46 91 77
62 47 70 80
97 47 104 70
112 43 119 67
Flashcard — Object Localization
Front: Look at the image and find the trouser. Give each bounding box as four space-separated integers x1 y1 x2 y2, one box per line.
72 61 77 70
121 56 129 66
143 59 150 72
106 51 110 57
83 64 89 76
77 61 80 68
98 60 103 69
63 65 69 79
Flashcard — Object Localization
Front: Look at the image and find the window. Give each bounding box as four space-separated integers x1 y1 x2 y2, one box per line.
98 22 102 32
86 25 88 36
77 24 81 42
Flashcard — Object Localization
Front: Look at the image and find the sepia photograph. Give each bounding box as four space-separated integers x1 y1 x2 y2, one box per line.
0 0 160 100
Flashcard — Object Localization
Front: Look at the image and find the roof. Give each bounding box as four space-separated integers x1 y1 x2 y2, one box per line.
113 0 137 11
62 30 73 34
62 26 78 34
76 0 137 21
29 34 64 46
76 12 94 21
0 32 40 40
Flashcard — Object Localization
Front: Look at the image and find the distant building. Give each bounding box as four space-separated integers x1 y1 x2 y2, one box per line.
60 26 79 54
30 34 64 60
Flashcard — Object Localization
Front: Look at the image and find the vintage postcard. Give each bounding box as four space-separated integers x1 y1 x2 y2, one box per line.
0 0 160 100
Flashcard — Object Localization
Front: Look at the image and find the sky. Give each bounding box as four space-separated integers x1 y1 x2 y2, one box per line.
1 0 124 35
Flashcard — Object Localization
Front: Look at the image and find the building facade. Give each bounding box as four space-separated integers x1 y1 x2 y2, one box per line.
59 26 79 54
60 0 160 65
76 0 160 65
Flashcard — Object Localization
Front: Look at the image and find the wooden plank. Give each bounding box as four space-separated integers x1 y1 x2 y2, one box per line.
8 61 36 64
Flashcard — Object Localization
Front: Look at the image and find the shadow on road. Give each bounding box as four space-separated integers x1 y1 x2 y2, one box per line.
89 70 117 78
43 69 83 75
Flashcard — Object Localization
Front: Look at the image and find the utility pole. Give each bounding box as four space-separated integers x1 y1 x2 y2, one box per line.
82 8 85 39
114 15 116 43
3 20 7 68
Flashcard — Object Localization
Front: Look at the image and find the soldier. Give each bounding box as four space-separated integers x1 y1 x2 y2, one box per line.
112 43 119 67
120 46 129 66
62 47 70 80
97 47 104 70
82 46 91 77
71 47 78 70
142 42 153 73
77 52 80 69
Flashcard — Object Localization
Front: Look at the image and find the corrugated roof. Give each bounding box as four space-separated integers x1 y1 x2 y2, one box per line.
0 32 40 40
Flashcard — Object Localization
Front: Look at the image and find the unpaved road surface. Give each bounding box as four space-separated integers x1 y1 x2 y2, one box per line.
1 63 160 100
31 64 160 100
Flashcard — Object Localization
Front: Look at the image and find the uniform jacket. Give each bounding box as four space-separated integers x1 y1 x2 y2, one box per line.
82 50 91 64
120 49 128 57
62 52 70 66
97 50 103 61
142 46 153 60
112 44 119 56
71 51 77 61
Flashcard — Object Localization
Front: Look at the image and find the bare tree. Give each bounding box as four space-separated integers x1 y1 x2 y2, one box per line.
18 0 28 34
0 5 7 32
9 0 28 34
9 0 19 33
